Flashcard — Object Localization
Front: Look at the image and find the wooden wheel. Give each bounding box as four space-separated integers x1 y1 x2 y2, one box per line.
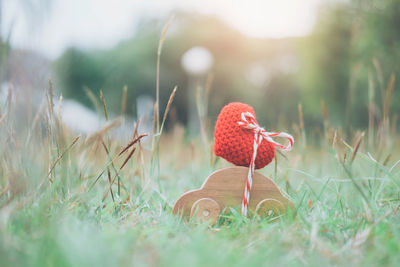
255 198 285 218
190 198 221 225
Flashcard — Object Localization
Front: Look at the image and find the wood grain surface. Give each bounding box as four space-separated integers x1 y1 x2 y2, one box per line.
172 166 295 220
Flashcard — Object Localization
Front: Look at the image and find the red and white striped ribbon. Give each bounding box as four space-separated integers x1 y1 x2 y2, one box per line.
238 111 294 216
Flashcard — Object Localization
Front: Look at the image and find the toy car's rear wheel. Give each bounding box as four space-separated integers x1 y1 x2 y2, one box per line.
255 198 285 218
190 198 221 225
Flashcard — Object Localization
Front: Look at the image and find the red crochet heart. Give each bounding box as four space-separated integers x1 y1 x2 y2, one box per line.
214 102 275 169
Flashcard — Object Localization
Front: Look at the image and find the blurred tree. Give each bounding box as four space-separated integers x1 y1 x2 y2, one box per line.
54 48 106 107
298 0 400 129
298 4 353 127
351 0 400 127
55 3 400 130
54 13 297 127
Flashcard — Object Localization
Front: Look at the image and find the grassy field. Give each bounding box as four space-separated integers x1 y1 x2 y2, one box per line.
0 80 399 267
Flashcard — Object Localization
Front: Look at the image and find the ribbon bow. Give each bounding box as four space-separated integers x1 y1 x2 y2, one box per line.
238 111 294 216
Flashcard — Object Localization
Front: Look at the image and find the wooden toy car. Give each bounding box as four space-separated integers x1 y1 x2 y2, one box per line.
172 166 295 224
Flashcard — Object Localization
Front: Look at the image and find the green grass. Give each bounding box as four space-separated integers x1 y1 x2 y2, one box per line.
0 82 399 267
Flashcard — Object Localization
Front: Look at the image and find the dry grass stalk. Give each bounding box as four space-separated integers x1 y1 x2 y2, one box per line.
100 137 122 175
276 149 288 160
157 15 174 56
6 83 13 117
55 94 68 149
121 85 128 116
84 87 101 114
132 119 140 139
372 57 383 87
100 138 116 202
205 73 214 101
332 130 338 149
321 100 329 126
119 134 147 156
151 86 178 187
382 154 391 166
196 82 212 151
153 103 158 135
162 86 177 124
89 170 106 191
47 135 81 181
351 132 365 164
107 167 115 202
44 83 57 172
101 147 137 201
298 103 306 147
85 118 122 145
120 147 136 171
156 15 174 132
90 125 144 191
132 119 146 184
100 90 109 121
209 142 215 167
46 80 55 120
298 104 304 131
321 100 330 143
368 105 374 148
383 73 395 123
368 71 375 148
48 80 54 112
57 95 63 125
100 135 125 198
101 138 110 155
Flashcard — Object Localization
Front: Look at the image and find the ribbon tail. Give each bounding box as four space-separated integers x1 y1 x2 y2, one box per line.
263 131 294 151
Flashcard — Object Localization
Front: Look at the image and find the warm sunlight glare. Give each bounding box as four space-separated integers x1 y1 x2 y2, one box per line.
193 0 320 38
2 0 321 58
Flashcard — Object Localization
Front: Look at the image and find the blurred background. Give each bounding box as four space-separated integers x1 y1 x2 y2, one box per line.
1 0 399 137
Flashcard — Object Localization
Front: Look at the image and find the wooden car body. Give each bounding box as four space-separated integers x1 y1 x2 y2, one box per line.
172 166 294 223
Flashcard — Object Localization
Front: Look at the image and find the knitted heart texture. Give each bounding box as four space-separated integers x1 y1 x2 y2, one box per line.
214 102 275 169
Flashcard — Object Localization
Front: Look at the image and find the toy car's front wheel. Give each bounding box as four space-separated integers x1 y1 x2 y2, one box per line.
190 198 221 225
255 198 285 218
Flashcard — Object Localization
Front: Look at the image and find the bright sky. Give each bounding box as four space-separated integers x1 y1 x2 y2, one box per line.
2 0 321 59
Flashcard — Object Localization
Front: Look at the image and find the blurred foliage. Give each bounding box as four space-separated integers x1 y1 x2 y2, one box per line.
54 13 299 128
54 1 400 131
0 36 11 81
300 0 400 129
298 4 352 126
